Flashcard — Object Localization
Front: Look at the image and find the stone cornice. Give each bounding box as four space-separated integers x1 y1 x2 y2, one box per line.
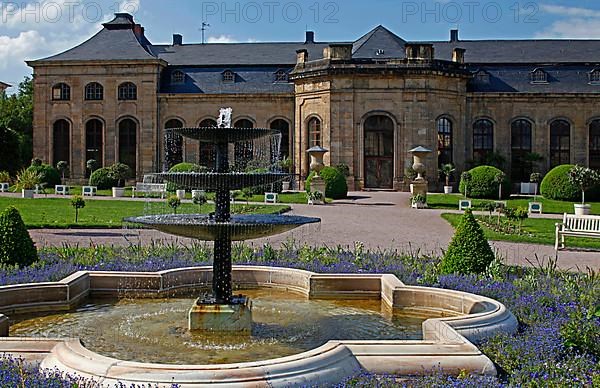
27 59 167 67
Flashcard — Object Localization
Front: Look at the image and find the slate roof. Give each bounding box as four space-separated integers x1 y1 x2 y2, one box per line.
0 82 10 88
160 67 294 94
352 25 407 59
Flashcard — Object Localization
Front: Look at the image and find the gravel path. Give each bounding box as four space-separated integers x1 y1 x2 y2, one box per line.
26 191 599 271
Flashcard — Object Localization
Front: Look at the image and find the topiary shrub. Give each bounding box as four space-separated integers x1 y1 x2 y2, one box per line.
459 165 510 199
89 167 117 190
0 206 37 268
540 164 580 202
305 166 348 199
440 209 495 275
26 164 60 187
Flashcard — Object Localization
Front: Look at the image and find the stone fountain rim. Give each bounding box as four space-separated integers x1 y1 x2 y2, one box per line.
0 266 517 386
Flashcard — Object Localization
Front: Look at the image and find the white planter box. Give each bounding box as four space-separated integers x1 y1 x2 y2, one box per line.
176 190 186 200
443 186 453 194
520 182 538 195
22 189 34 199
574 204 591 216
112 187 126 198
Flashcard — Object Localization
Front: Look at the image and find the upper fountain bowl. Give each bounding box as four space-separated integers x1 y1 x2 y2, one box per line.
172 127 279 143
124 214 321 241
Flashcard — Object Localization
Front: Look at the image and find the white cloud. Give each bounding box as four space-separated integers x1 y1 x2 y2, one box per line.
207 35 237 43
536 4 600 38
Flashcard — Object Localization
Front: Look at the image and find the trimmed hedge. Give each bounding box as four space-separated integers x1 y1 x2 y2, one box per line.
540 164 580 202
459 165 510 199
0 206 37 268
306 166 348 199
26 164 60 187
89 167 117 190
440 209 495 275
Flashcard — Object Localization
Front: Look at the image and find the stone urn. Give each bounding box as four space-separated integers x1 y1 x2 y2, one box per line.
574 204 591 216
408 146 432 200
307 146 328 205
307 146 328 176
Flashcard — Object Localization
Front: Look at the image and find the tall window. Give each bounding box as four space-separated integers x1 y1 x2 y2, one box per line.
119 119 137 174
85 82 103 100
199 119 217 168
308 117 321 147
234 119 254 170
511 119 532 181
118 82 137 100
85 119 103 175
437 117 453 171
550 119 570 167
270 119 290 160
53 120 70 165
589 120 600 170
473 119 494 163
164 119 184 169
52 83 70 101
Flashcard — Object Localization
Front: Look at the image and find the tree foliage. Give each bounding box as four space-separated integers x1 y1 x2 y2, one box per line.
0 206 37 268
0 77 33 173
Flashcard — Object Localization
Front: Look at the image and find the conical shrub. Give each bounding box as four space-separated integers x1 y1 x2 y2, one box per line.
440 209 495 275
0 206 37 268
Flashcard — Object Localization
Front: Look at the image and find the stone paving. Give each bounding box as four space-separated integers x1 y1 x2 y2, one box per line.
24 191 600 271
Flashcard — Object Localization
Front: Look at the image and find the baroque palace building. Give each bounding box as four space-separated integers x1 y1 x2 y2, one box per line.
28 13 600 190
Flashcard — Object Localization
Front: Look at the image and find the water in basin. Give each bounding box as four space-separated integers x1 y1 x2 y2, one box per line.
10 288 425 365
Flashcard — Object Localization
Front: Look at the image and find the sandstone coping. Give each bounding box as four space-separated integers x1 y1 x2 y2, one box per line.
0 266 518 387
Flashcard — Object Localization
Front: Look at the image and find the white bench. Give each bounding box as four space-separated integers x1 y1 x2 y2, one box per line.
555 213 600 251
264 192 278 204
459 199 472 211
0 183 9 192
55 185 71 195
82 186 97 196
132 183 167 198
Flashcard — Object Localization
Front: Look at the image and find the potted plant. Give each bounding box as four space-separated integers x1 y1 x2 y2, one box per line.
440 163 455 194
56 161 68 184
279 157 293 191
86 159 99 179
15 168 41 199
0 171 11 192
410 193 427 209
108 163 131 198
307 190 324 205
568 165 600 215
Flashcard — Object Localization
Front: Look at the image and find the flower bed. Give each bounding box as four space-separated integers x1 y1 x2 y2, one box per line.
1 243 598 387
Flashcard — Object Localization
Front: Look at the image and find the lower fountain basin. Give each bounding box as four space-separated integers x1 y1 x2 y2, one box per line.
124 214 320 241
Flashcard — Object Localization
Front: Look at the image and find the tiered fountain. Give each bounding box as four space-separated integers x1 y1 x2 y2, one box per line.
126 108 320 331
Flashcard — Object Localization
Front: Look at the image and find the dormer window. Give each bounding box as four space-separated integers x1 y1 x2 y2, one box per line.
171 70 185 84
530 68 548 84
222 70 235 83
274 69 288 82
474 70 490 84
589 69 600 85
375 49 385 56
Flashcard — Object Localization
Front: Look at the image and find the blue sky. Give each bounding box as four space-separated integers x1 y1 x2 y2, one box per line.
2 0 600 92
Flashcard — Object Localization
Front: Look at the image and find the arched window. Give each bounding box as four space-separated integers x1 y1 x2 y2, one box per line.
473 119 494 163
171 70 185 84
589 120 600 169
52 83 70 101
234 119 254 170
222 70 235 83
199 119 217 168
437 117 453 171
308 117 321 148
270 119 291 160
118 82 137 101
85 119 103 175
164 119 184 169
53 120 70 165
119 119 137 174
550 119 570 167
85 82 103 101
511 119 532 181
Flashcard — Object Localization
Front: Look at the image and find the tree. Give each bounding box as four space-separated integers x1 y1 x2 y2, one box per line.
108 163 131 187
0 77 33 172
0 206 37 267
494 171 506 200
440 163 455 186
71 195 86 222
56 161 68 183
167 195 181 214
568 166 600 205
461 171 472 198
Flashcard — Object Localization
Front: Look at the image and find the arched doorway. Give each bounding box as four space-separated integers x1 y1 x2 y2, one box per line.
270 119 290 160
234 119 254 170
198 118 217 168
119 118 137 174
364 115 394 189
164 119 184 169
53 119 70 165
85 119 103 177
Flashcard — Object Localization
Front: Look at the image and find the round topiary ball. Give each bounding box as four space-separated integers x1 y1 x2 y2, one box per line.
0 206 37 268
89 167 118 190
459 165 510 199
305 166 348 199
26 164 61 187
168 163 206 173
540 165 580 201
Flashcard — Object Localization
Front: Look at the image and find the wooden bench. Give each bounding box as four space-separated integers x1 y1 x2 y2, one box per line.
555 213 600 250
132 183 167 198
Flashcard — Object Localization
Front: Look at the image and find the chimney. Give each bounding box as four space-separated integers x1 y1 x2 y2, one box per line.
133 24 144 39
450 29 459 42
405 43 434 60
296 49 308 65
305 31 315 44
323 44 352 60
173 34 183 46
452 48 465 64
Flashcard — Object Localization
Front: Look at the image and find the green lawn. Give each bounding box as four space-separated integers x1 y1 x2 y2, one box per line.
428 193 600 215
246 192 332 204
442 213 600 250
0 197 289 229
